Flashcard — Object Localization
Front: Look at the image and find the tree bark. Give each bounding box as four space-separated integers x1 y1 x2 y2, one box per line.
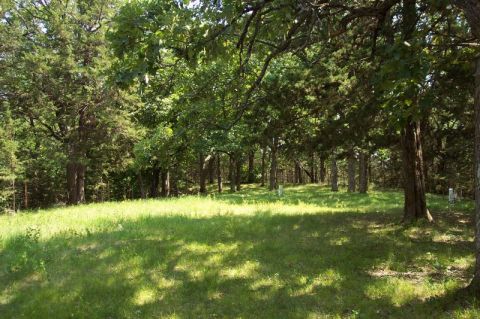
161 170 170 197
247 150 255 183
23 181 28 209
400 120 433 222
138 173 146 199
217 153 223 193
319 156 326 184
261 146 266 187
331 154 338 192
150 167 160 198
359 152 369 193
236 155 242 191
269 137 278 191
199 153 207 195
229 154 236 192
309 153 316 183
208 157 215 184
76 163 85 203
348 152 356 192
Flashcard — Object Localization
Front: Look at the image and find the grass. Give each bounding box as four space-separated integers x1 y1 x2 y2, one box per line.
0 184 478 318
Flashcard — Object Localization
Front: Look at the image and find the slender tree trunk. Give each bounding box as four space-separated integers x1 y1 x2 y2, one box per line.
76 163 85 203
161 170 170 197
171 164 179 197
199 153 207 195
138 173 146 199
470 56 480 292
247 150 255 183
359 152 369 193
67 161 78 204
229 154 236 192
331 153 338 192
319 156 326 184
269 137 278 191
150 167 160 197
207 157 215 184
23 181 28 209
261 146 266 187
309 153 315 183
348 152 356 192
217 153 223 193
236 155 242 191
11 178 16 212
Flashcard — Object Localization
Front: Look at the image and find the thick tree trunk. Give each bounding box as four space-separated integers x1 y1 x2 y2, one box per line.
247 150 255 183
400 120 433 222
331 154 338 192
269 137 278 191
217 154 223 193
161 170 170 197
261 146 266 187
469 55 480 292
229 155 236 192
67 162 78 204
359 152 369 193
348 152 356 192
76 163 85 203
199 153 207 195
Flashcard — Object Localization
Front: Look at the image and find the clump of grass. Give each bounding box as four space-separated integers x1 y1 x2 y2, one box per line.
0 185 477 318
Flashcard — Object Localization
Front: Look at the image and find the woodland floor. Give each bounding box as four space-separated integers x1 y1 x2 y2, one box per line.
0 185 478 318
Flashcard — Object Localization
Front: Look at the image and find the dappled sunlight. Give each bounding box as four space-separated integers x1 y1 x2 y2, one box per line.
0 186 477 318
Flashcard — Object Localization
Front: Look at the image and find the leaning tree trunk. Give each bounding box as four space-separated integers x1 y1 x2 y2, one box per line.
331 153 338 192
400 120 433 222
269 137 278 191
217 153 223 193
348 152 356 192
359 152 369 193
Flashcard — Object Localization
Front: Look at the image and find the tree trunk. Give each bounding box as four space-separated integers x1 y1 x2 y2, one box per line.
161 170 170 197
400 120 432 222
150 167 160 198
171 164 179 197
11 178 16 212
23 181 28 209
199 153 207 195
269 137 278 191
236 155 242 191
138 173 146 199
319 156 326 184
67 162 78 204
261 146 266 187
309 153 315 183
469 55 480 292
247 150 255 183
229 155 236 192
348 152 356 192
359 152 369 193
217 153 223 193
331 154 338 192
208 157 215 184
76 163 85 203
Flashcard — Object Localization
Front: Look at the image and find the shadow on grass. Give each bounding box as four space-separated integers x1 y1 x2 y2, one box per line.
0 209 475 318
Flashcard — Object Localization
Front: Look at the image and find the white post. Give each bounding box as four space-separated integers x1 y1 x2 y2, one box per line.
448 188 455 204
277 185 284 197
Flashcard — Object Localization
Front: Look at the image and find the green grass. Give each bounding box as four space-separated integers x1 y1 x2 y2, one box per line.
0 185 478 318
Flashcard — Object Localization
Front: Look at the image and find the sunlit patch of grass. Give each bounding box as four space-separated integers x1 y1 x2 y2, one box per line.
0 184 477 318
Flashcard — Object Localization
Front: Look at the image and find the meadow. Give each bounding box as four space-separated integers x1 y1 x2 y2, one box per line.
0 185 478 318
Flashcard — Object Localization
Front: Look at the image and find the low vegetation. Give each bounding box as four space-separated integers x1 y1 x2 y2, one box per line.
0 186 477 318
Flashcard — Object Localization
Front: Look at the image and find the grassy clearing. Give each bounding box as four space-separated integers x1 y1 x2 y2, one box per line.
0 185 478 318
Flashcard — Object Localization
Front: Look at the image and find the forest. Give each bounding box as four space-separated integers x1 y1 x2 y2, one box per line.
1 0 480 317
